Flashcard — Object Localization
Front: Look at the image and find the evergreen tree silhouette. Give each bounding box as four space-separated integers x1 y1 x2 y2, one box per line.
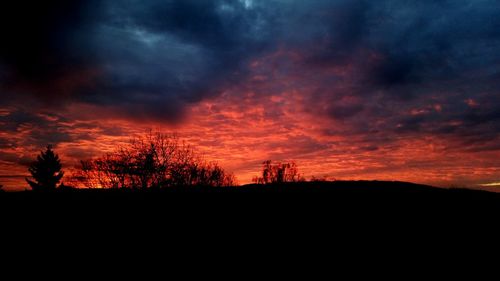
26 146 64 191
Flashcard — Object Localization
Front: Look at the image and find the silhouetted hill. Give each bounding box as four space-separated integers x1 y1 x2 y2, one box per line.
2 181 498 239
1 180 498 208
2 181 496 276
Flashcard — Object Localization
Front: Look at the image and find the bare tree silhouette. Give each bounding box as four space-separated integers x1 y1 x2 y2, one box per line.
26 146 64 191
253 160 301 184
74 132 236 189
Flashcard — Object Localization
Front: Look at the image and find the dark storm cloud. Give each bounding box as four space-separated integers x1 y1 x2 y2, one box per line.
327 103 364 120
0 0 272 120
294 0 500 93
82 0 273 117
0 1 100 87
302 0 371 66
289 0 500 150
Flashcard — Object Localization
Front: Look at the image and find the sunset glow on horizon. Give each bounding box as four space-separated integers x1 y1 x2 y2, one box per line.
1 1 500 191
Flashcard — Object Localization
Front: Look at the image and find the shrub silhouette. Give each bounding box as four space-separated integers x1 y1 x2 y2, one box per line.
253 160 301 184
26 146 64 191
74 132 236 189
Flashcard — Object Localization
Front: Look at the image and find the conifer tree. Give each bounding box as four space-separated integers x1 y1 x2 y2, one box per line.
26 146 64 191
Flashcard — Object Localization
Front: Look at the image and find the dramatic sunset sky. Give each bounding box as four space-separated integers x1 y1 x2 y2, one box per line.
1 0 500 190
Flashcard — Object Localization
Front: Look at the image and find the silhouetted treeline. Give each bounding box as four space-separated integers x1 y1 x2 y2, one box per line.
19 133 315 192
74 133 236 189
26 146 64 191
253 160 303 184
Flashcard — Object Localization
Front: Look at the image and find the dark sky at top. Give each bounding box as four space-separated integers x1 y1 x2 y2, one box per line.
1 0 500 188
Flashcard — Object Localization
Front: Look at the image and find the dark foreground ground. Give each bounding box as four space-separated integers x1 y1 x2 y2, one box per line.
2 182 497 275
2 181 499 245
1 181 499 209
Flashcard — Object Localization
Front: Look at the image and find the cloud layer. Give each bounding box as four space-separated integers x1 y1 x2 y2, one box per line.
1 0 500 189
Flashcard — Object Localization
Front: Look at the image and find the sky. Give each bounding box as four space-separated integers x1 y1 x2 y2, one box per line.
1 0 500 190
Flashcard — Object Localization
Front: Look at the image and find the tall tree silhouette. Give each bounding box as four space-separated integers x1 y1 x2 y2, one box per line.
75 132 236 189
26 146 64 191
